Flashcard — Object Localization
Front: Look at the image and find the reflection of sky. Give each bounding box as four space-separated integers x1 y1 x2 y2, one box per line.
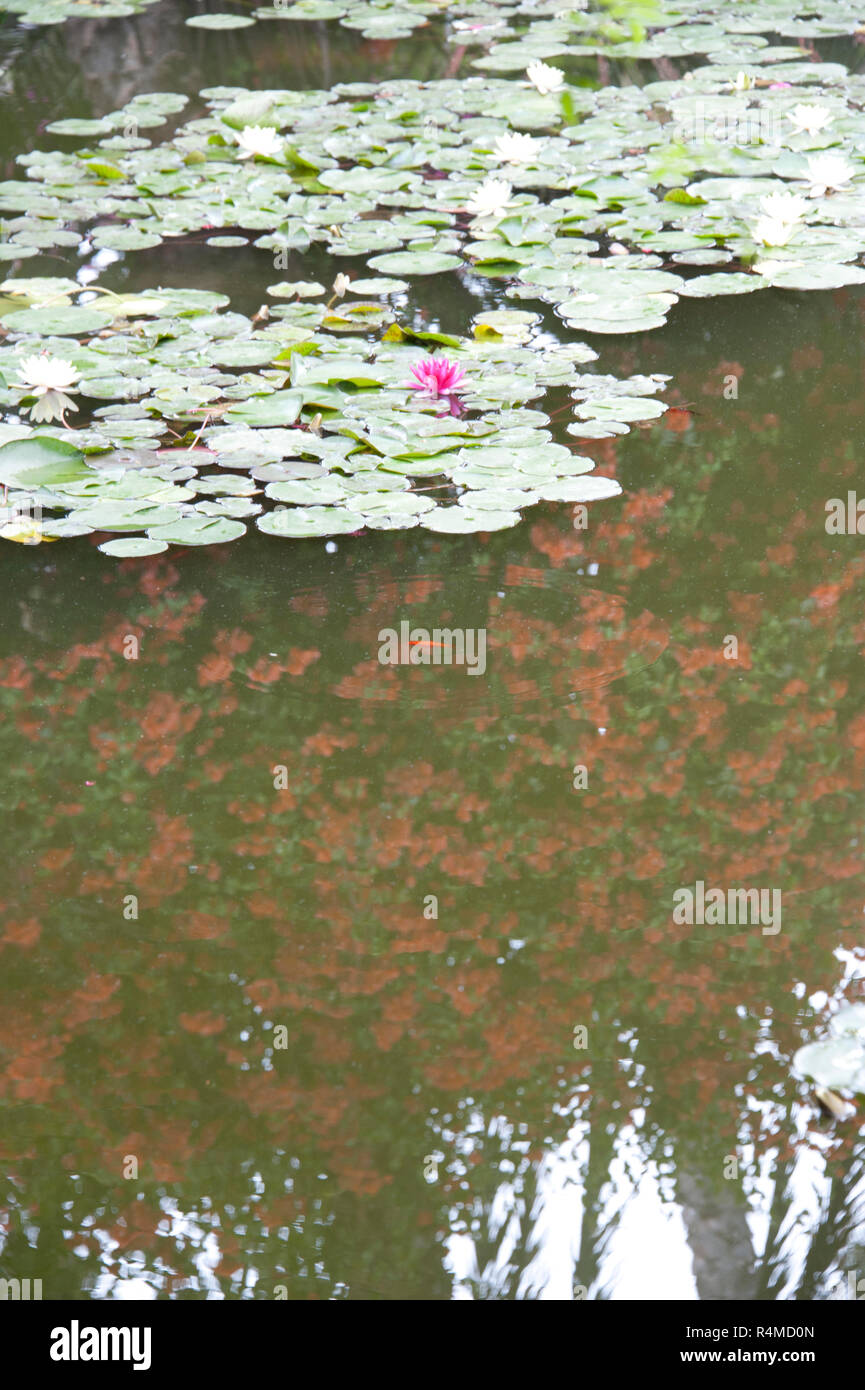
90 1199 224 1299
445 951 865 1302
446 1113 696 1300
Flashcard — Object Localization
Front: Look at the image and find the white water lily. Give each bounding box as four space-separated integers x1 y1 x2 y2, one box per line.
465 177 514 221
787 104 833 138
493 131 539 165
331 272 351 299
752 214 800 247
732 71 754 91
759 191 809 223
806 152 855 195
15 353 79 395
13 353 80 423
526 60 565 96
234 125 284 160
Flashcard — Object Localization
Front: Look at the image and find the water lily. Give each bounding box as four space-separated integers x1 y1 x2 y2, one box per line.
16 354 79 394
526 61 565 96
732 71 754 91
331 273 351 298
404 357 466 398
752 214 800 247
760 191 809 222
234 125 284 161
13 352 80 423
787 103 833 138
465 177 513 222
493 132 539 165
806 152 855 195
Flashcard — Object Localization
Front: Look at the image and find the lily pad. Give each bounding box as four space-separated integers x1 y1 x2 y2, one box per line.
146 516 247 545
98 536 170 556
368 251 462 276
257 506 362 538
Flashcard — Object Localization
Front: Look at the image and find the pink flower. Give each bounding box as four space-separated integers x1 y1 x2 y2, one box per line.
404 356 466 397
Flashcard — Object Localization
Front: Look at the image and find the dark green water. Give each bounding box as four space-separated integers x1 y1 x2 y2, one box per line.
1 2 864 1301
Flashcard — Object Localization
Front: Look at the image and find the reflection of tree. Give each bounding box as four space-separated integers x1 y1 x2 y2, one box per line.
755 1132 865 1301
677 1171 756 1301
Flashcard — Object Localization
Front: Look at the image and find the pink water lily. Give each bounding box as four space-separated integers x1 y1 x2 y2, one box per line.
404 356 466 397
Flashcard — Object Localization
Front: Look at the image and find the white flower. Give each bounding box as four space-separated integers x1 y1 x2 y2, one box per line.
13 353 80 423
526 61 565 96
493 132 539 165
752 214 799 247
234 125 284 160
787 104 833 138
759 191 808 222
806 152 855 196
15 353 79 395
732 71 754 91
331 273 351 298
465 177 514 221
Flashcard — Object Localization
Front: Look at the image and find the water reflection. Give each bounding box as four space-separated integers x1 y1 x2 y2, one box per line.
1 1 865 1303
1 275 864 1299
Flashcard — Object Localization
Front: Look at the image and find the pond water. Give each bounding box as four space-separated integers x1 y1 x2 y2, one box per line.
1 1 864 1301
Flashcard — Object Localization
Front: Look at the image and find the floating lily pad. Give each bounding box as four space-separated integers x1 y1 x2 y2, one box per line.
794 1038 865 1093
368 251 462 275
1 305 115 335
147 516 247 545
420 507 521 533
225 391 304 426
186 13 256 28
0 435 91 487
257 506 362 538
98 536 170 556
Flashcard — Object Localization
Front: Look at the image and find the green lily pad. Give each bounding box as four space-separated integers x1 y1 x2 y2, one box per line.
0 305 115 335
224 391 304 426
146 516 247 545
0 435 90 487
793 1038 865 1093
420 507 521 533
257 506 363 538
98 536 170 556
265 478 348 504
186 13 256 28
368 251 462 275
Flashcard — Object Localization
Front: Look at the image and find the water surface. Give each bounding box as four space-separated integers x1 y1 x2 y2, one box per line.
1 1 864 1301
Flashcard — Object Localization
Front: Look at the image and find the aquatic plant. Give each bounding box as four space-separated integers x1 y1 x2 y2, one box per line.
233 126 285 162
12 353 80 424
404 357 467 398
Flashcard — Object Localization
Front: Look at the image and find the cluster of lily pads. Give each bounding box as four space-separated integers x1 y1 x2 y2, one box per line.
5 3 865 546
4 34 865 330
10 0 865 47
0 276 667 547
